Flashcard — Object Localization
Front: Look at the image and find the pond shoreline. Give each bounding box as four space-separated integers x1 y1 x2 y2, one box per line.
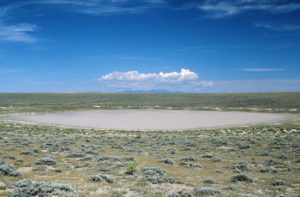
6 109 292 131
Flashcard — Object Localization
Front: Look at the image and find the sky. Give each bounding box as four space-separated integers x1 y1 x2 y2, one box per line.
0 0 300 93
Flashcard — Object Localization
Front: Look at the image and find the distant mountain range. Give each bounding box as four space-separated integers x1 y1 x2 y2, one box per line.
119 89 184 93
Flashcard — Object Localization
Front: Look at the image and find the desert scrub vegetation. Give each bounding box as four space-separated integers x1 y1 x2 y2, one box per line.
0 161 23 177
0 120 299 196
0 92 300 114
126 161 139 175
34 156 57 165
11 179 78 197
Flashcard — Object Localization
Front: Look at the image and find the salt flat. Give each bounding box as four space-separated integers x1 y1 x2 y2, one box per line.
8 110 290 130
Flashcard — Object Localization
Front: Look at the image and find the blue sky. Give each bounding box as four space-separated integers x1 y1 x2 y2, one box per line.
0 0 300 93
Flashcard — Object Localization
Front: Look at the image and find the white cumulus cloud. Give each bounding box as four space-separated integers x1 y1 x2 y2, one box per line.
100 68 198 82
97 68 213 92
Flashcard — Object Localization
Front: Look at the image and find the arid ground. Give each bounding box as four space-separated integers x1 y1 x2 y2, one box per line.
0 93 299 197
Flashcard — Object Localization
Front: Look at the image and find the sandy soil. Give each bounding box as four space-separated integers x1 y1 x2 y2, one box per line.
7 110 290 130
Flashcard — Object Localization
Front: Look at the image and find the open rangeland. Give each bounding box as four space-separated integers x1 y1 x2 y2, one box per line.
0 93 300 197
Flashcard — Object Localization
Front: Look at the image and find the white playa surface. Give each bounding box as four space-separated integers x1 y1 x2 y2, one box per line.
7 110 291 130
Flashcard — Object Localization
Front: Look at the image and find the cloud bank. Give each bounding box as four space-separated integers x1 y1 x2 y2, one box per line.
1 0 300 43
98 68 213 92
254 22 300 32
0 23 38 42
100 68 198 82
197 0 300 18
243 68 284 72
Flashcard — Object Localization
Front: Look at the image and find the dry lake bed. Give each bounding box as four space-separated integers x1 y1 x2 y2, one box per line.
8 110 290 130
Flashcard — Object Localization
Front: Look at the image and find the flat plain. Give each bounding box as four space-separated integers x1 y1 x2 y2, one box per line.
0 93 300 197
1 92 300 114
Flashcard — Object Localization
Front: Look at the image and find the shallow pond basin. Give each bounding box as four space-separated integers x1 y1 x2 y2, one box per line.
7 110 291 130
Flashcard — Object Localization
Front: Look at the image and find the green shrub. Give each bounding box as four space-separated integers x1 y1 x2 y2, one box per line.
11 179 78 197
20 150 38 156
142 167 166 176
0 160 23 177
168 190 194 197
145 176 175 184
89 174 113 183
159 158 174 165
231 174 253 183
272 179 286 186
232 161 249 171
179 156 196 161
34 157 56 165
203 179 216 184
225 184 239 191
126 161 139 175
194 187 220 196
